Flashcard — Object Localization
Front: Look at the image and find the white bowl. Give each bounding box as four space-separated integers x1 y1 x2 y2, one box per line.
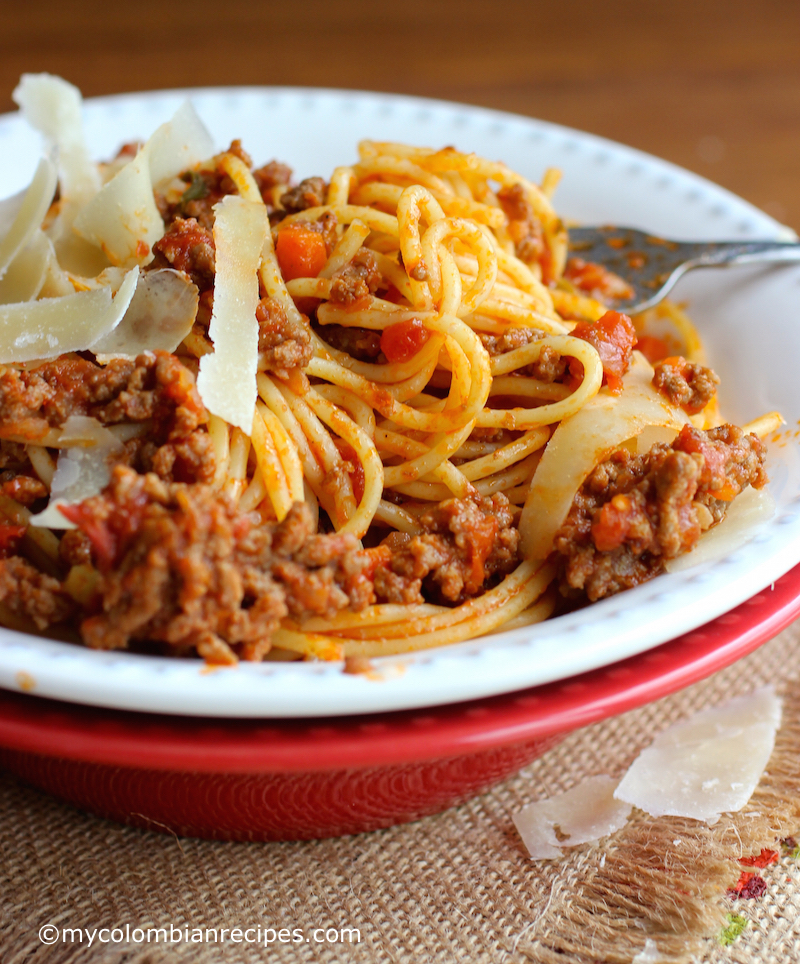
1 87 798 716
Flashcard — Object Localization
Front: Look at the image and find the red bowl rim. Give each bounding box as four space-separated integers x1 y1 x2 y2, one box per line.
1 565 798 774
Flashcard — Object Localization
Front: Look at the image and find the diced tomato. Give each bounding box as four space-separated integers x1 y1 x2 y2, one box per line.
569 310 638 393
636 334 672 364
0 523 26 558
359 544 392 580
463 513 498 594
564 257 634 300
60 494 149 571
332 438 365 504
275 222 328 281
673 424 737 500
380 319 430 363
591 495 634 551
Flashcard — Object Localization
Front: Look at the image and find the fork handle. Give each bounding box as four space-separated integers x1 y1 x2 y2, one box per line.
688 239 800 268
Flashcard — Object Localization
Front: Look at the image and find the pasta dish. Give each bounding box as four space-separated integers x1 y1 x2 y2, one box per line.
0 75 781 665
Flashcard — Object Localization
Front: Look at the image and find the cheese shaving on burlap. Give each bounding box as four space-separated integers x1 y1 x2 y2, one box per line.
513 775 632 859
197 195 268 435
614 686 782 824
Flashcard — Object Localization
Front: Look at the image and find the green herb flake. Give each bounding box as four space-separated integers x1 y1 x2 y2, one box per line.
180 171 209 206
718 912 748 946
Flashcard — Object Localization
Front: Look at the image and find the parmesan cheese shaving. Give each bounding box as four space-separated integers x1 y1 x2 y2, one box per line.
0 230 50 304
513 775 632 859
28 416 124 530
197 195 268 435
519 353 689 561
145 101 216 187
0 157 57 281
93 269 199 361
664 485 776 573
72 101 215 269
72 149 163 268
0 266 138 363
12 73 101 207
614 686 782 824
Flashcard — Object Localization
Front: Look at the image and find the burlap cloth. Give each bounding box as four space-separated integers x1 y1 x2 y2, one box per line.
2 621 800 963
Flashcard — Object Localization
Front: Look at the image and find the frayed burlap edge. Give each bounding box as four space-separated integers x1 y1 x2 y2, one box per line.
512 685 800 964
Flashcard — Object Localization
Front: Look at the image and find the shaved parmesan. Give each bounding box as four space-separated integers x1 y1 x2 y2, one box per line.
28 416 123 529
0 267 138 363
72 101 215 270
145 101 216 187
0 157 57 280
72 150 163 268
0 230 50 304
92 269 198 360
12 74 100 206
513 775 632 859
664 485 776 573
37 234 77 298
197 195 267 434
614 687 782 824
519 353 689 561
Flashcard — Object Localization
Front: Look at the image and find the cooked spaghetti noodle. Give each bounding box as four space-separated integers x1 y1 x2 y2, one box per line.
0 75 781 665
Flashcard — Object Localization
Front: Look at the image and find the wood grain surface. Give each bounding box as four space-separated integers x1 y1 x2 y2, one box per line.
1 0 799 229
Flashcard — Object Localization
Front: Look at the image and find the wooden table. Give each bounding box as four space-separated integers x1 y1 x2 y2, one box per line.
2 0 798 230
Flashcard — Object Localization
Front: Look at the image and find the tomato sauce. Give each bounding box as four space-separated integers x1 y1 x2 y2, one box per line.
332 438 365 504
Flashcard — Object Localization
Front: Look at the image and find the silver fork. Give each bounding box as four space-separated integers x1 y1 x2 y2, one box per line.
566 225 800 313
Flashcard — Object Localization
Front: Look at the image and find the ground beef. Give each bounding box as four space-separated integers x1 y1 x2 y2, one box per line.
0 352 213 484
256 296 313 376
477 329 570 384
316 324 383 362
652 357 720 414
59 529 93 567
0 474 47 507
330 249 383 306
373 494 520 606
554 423 767 601
280 177 328 213
0 555 75 629
253 160 293 203
497 183 546 267
479 327 540 357
61 467 372 662
151 217 215 292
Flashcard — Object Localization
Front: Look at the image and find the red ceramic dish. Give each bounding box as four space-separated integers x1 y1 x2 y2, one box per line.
1 565 799 841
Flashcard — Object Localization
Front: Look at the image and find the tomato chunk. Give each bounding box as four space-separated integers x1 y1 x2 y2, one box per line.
570 310 638 393
275 222 328 281
636 334 672 363
380 319 430 363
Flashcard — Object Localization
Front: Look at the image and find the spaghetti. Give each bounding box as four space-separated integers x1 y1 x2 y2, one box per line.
0 75 782 664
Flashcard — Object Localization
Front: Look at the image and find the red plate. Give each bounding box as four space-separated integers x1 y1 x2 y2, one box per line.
1 565 799 841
